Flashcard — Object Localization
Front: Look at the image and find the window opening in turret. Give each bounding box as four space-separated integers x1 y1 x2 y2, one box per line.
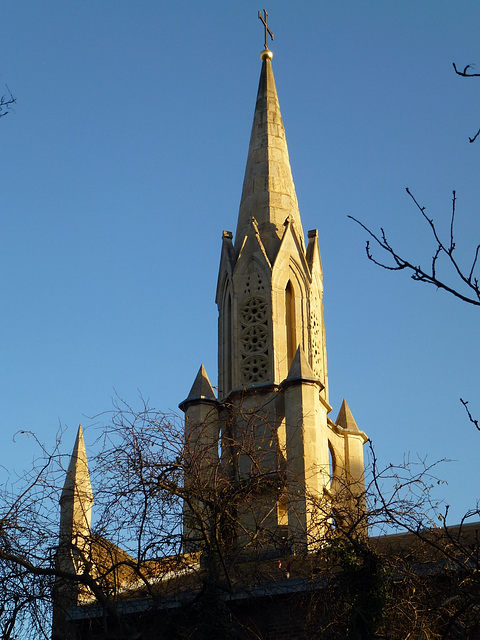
328 441 336 487
285 280 296 369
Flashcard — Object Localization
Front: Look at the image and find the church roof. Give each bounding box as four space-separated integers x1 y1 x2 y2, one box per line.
234 53 305 264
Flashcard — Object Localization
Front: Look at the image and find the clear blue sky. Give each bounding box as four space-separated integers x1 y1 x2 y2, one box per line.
2 1 479 526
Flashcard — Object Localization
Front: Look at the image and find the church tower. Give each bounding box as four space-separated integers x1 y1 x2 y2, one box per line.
181 27 367 553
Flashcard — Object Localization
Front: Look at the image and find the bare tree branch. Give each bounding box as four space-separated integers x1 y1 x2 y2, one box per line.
349 189 480 306
468 128 480 144
0 86 16 118
460 398 479 432
453 62 480 78
453 63 480 142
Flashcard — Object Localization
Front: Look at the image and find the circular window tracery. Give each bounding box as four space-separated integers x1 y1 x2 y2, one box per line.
240 324 268 355
239 296 268 326
241 355 269 384
239 296 270 385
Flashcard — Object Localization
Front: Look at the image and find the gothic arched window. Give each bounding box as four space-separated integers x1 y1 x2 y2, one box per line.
328 441 336 486
285 280 296 369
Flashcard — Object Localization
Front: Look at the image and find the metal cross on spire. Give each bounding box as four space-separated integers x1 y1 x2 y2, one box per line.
258 10 274 50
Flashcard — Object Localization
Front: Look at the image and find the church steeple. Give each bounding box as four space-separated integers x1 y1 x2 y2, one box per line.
217 47 328 399
235 51 305 264
193 30 367 553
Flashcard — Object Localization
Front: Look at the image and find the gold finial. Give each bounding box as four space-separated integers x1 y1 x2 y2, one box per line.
258 9 274 60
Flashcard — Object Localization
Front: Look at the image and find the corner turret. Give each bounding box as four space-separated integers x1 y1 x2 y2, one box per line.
54 426 93 638
59 425 93 549
180 365 220 551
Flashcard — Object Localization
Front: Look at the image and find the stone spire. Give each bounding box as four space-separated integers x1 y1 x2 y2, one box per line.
59 425 93 543
234 53 304 264
217 46 328 397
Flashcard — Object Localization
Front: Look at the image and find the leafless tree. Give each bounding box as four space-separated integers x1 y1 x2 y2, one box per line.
0 402 479 639
347 111 480 633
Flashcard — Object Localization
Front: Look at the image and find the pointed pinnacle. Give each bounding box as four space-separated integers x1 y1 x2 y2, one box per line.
187 364 216 400
179 364 218 412
336 399 359 432
282 346 324 390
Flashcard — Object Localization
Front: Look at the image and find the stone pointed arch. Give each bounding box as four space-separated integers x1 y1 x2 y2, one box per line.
271 253 311 382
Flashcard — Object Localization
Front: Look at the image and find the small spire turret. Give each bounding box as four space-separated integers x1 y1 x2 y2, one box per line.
59 425 93 545
55 425 93 626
